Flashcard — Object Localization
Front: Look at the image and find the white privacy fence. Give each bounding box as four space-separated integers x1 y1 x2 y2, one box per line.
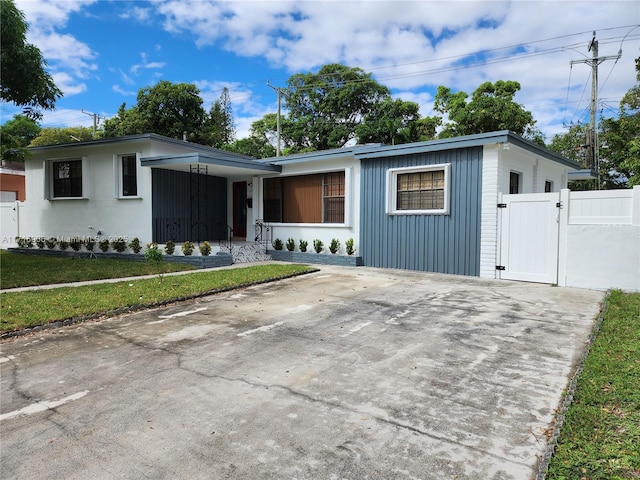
1 202 20 248
558 186 640 291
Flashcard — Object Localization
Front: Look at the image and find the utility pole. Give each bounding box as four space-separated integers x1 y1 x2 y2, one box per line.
266 82 283 157
81 110 102 138
570 31 621 189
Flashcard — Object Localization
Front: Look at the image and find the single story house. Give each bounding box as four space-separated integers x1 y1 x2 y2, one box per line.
18 130 580 280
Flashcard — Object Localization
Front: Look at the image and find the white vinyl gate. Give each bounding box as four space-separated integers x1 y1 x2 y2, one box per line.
498 192 561 284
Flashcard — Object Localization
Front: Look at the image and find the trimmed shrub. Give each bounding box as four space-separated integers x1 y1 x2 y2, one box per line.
111 237 127 253
345 238 355 256
313 239 324 253
98 239 110 252
329 238 340 254
182 241 195 256
272 238 283 250
164 240 175 255
285 238 295 252
299 240 308 252
199 241 212 256
129 237 142 254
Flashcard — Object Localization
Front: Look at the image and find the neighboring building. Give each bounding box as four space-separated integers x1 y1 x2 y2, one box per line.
0 162 26 202
18 130 580 279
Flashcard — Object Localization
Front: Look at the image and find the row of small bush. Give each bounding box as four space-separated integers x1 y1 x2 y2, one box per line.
15 236 213 256
272 237 355 255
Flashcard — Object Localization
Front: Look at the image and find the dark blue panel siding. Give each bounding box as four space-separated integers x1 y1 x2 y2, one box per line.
360 147 482 276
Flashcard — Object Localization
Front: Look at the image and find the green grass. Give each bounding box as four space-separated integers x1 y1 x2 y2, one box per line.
0 250 195 289
547 290 640 480
0 263 314 333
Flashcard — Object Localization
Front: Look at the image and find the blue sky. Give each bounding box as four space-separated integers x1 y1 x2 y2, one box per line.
3 0 639 143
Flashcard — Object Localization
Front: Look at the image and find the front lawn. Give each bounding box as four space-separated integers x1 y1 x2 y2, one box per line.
0 250 195 289
0 263 315 333
547 290 640 479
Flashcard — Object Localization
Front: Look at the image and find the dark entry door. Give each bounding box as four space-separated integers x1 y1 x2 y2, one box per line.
233 182 247 238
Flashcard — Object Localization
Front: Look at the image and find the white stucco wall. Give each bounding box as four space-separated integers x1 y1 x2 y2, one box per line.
564 225 640 291
479 143 572 279
560 187 640 292
255 155 360 255
21 140 155 244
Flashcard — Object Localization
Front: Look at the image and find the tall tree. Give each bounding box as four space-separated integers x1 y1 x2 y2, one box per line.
434 80 536 139
208 87 236 148
103 81 208 142
0 0 62 119
283 64 391 151
0 114 41 162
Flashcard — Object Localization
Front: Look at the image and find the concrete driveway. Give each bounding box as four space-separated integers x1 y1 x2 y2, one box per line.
0 266 603 480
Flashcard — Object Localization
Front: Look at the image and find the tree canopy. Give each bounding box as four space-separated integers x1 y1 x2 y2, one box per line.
29 126 95 147
0 114 41 162
434 80 537 139
104 81 208 142
0 0 62 119
283 64 391 152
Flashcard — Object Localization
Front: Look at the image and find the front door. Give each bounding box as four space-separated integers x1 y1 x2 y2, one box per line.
233 182 247 239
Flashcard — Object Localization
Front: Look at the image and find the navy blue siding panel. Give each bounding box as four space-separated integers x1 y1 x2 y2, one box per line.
360 147 482 276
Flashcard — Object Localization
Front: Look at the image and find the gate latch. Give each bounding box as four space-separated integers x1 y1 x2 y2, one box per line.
496 265 506 271
497 203 507 208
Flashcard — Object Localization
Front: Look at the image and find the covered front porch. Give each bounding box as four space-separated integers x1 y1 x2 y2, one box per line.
140 151 280 245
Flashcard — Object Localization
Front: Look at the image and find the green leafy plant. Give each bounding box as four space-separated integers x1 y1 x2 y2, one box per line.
272 238 283 250
329 238 340 254
98 239 110 252
69 237 82 251
313 239 324 253
145 242 163 264
45 237 57 249
285 238 295 252
58 239 69 251
299 240 308 252
199 241 211 256
128 237 142 254
111 237 127 253
164 240 175 255
16 237 33 248
84 238 96 252
35 237 46 249
182 241 195 256
345 238 355 255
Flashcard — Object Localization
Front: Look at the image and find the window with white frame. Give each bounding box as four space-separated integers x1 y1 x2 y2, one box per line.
115 153 140 197
544 180 553 193
509 171 521 194
50 158 83 198
387 164 451 215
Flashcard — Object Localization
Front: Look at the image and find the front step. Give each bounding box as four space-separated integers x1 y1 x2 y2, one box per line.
219 242 271 263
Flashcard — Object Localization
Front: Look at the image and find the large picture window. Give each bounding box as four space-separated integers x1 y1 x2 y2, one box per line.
387 164 450 215
52 159 82 198
263 171 345 224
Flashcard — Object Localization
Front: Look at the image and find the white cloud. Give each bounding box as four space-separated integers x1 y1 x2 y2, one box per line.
120 6 152 22
14 0 98 96
112 85 137 96
51 72 86 96
149 0 639 140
